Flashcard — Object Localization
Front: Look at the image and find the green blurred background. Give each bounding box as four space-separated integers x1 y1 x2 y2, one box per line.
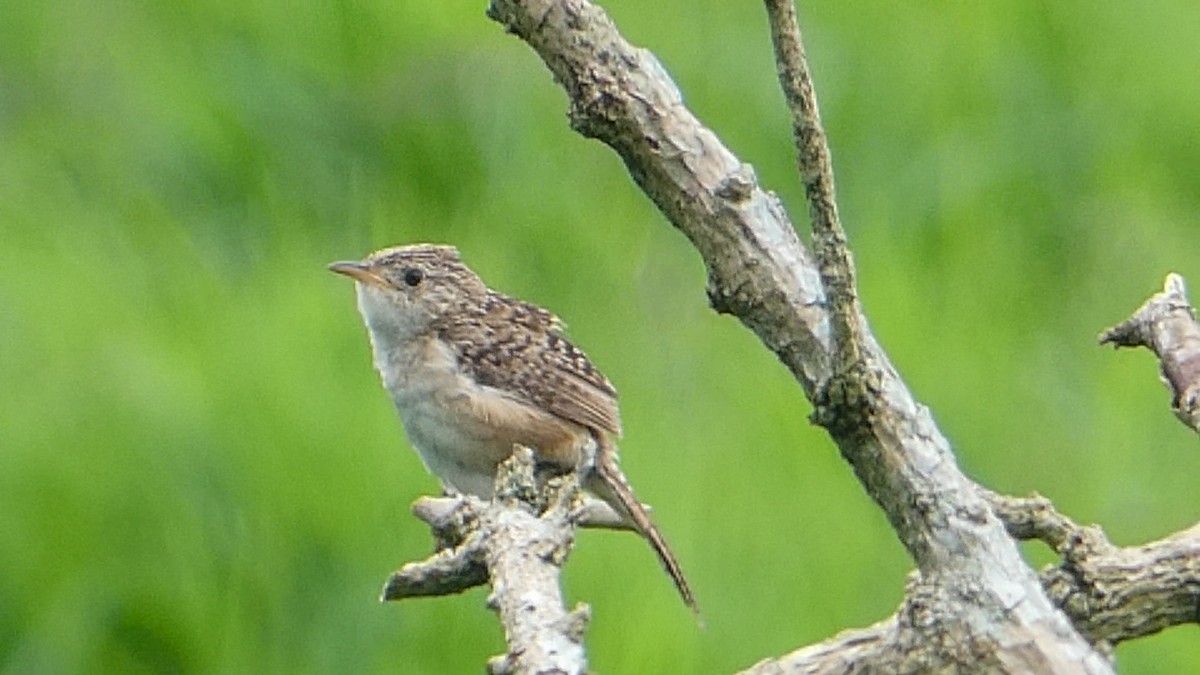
2 0 1197 672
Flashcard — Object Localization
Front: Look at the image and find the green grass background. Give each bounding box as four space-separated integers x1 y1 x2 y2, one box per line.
2 0 1198 672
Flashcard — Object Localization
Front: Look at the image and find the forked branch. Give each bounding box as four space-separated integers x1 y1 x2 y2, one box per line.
382 0 1198 671
486 0 1111 671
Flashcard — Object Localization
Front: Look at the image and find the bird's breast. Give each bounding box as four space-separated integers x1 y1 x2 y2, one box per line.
374 335 589 498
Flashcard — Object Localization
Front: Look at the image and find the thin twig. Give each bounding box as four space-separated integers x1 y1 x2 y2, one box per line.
762 0 862 367
982 490 1085 554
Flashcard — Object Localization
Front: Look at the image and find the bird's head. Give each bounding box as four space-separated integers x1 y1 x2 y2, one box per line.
329 243 488 340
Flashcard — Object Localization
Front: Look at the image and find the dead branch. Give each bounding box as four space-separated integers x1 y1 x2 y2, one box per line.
741 491 1199 674
486 0 1112 671
378 1 1198 671
382 448 590 675
1100 273 1200 433
988 490 1200 646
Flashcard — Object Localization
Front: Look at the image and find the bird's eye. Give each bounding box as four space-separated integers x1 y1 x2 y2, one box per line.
402 267 424 287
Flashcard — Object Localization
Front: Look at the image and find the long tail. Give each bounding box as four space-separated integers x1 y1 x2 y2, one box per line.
587 437 699 616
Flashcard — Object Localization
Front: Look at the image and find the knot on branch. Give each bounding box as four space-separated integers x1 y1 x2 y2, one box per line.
808 362 879 440
715 164 757 203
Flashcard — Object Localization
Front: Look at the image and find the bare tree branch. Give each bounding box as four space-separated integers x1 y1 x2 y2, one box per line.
1100 273 1200 433
1041 523 1200 646
382 448 590 674
762 0 861 368
740 617 897 675
485 0 1112 671
741 492 1199 674
983 491 1082 554
988 490 1200 646
487 0 829 395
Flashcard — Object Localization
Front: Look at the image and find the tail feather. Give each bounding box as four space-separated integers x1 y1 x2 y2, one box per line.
588 437 699 616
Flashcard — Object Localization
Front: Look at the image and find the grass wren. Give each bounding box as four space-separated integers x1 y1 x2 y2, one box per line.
329 244 696 612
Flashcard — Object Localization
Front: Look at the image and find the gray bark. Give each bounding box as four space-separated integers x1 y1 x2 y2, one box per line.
383 449 590 675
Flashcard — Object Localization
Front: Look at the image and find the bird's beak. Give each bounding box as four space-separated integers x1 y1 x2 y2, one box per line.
328 260 389 288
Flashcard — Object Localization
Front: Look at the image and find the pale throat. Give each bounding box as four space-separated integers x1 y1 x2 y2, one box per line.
355 283 420 345
353 282 445 395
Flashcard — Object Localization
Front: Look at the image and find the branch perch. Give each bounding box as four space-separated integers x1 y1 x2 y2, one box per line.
382 448 590 675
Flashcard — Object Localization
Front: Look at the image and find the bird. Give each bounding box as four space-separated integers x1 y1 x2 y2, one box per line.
329 243 697 613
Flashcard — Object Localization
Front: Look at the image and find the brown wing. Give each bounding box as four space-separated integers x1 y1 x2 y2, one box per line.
440 291 622 436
